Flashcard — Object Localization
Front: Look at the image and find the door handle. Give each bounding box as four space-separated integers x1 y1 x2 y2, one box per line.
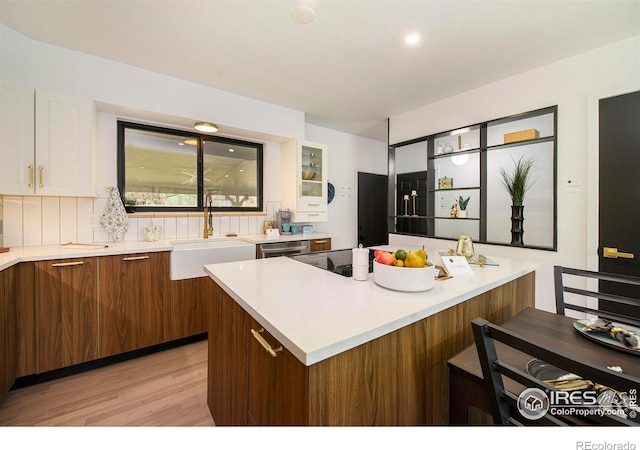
603 247 634 259
250 328 282 358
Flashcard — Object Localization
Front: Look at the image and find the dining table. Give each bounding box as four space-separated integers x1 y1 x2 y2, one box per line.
447 307 640 425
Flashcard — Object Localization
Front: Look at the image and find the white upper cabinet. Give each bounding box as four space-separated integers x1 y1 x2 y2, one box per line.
0 82 96 197
281 140 328 222
0 80 35 195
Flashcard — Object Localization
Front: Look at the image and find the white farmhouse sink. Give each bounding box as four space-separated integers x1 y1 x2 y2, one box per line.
170 238 256 280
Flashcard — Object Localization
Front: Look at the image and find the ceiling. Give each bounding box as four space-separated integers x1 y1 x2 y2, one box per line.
1 1 639 142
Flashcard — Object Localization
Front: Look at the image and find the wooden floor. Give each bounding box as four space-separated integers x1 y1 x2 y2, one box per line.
0 340 214 426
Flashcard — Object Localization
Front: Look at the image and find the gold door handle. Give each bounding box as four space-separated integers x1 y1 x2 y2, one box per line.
52 261 85 267
38 165 44 188
27 164 34 188
250 328 282 358
122 255 150 261
603 247 634 259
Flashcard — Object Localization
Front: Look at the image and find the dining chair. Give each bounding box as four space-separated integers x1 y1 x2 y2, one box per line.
554 265 640 327
471 317 639 426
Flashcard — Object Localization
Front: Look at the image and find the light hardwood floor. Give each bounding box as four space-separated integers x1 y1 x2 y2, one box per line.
0 340 214 426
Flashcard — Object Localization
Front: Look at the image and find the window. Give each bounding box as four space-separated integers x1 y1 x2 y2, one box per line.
117 121 263 212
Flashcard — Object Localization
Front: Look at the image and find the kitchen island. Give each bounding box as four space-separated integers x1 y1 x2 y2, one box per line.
204 252 537 425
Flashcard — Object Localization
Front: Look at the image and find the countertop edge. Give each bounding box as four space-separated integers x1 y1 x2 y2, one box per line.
205 257 539 366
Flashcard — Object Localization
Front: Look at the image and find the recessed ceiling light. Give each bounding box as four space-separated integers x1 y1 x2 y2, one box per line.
183 139 198 146
194 122 218 133
405 33 420 45
292 6 316 24
228 148 235 152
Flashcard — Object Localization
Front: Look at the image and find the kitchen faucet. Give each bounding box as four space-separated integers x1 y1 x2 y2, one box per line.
204 192 213 238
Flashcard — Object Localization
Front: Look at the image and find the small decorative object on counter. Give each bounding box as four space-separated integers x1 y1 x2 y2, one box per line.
456 235 475 258
100 187 129 242
403 194 409 216
438 177 453 189
143 221 163 242
450 202 458 218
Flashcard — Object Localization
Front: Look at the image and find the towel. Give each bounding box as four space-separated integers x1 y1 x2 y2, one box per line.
100 187 129 242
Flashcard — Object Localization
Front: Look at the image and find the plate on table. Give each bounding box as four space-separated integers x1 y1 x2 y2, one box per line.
526 359 569 381
573 320 640 355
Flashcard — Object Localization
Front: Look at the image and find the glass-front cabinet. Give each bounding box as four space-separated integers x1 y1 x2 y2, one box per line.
390 106 557 250
281 140 328 222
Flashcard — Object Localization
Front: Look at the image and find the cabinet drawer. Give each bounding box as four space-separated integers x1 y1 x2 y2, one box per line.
296 211 327 222
299 200 327 211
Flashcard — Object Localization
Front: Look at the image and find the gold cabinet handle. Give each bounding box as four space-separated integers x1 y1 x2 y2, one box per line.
314 240 328 244
308 213 320 217
250 328 282 358
38 165 44 188
27 164 34 188
52 261 85 267
308 203 320 206
603 247 634 259
122 255 150 261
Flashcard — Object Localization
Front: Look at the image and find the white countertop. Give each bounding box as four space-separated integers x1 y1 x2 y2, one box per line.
237 232 332 244
204 250 538 366
0 232 332 271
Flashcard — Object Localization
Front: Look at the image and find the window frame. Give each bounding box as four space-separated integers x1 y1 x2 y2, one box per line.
117 120 264 213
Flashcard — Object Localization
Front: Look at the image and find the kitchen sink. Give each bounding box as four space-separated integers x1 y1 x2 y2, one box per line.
170 238 256 280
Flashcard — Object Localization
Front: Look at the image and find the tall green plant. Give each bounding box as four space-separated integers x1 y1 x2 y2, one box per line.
498 155 535 206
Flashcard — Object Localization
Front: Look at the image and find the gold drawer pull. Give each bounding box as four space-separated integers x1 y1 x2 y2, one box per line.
27 164 34 188
308 213 320 217
308 203 320 206
38 165 44 188
250 328 282 358
314 240 328 244
122 255 150 261
52 261 85 267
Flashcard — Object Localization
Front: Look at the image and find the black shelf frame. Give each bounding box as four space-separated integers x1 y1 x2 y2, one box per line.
389 105 558 251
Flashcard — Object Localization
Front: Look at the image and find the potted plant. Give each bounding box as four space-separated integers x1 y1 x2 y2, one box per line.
457 196 470 218
498 155 535 245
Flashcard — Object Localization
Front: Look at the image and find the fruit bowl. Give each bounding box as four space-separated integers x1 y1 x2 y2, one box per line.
373 260 435 292
302 171 316 180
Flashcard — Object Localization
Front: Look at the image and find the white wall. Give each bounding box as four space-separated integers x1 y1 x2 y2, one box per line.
0 23 389 248
389 35 640 312
305 124 388 250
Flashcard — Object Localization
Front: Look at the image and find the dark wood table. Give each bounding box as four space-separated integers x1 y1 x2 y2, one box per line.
447 307 640 424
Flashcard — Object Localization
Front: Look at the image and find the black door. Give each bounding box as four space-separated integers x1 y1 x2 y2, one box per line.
395 171 427 235
357 172 388 247
598 90 640 317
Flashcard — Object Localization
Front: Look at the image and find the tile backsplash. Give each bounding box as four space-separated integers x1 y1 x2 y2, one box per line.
1 195 282 247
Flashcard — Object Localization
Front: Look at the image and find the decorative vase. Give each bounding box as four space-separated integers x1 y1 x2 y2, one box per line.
510 205 524 246
457 209 467 219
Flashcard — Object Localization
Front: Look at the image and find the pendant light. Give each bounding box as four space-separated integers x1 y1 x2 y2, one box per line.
194 122 219 133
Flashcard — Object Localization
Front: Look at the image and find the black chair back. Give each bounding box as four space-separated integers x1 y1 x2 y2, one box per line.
471 317 639 426
554 265 640 327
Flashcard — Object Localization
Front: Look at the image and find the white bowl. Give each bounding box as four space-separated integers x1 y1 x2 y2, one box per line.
373 260 435 292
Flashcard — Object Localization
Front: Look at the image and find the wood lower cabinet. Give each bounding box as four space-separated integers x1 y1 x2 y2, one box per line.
208 281 249 425
98 252 169 357
309 238 331 252
0 266 17 399
208 272 535 425
35 258 98 373
15 263 35 377
246 318 309 425
166 276 211 342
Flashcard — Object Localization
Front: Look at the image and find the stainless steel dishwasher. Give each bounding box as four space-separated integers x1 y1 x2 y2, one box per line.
257 240 309 258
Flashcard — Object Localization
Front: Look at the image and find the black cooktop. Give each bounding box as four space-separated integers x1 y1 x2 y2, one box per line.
289 248 374 277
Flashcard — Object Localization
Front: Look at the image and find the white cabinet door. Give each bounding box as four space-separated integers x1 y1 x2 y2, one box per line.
0 80 35 195
35 90 95 197
280 139 328 222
